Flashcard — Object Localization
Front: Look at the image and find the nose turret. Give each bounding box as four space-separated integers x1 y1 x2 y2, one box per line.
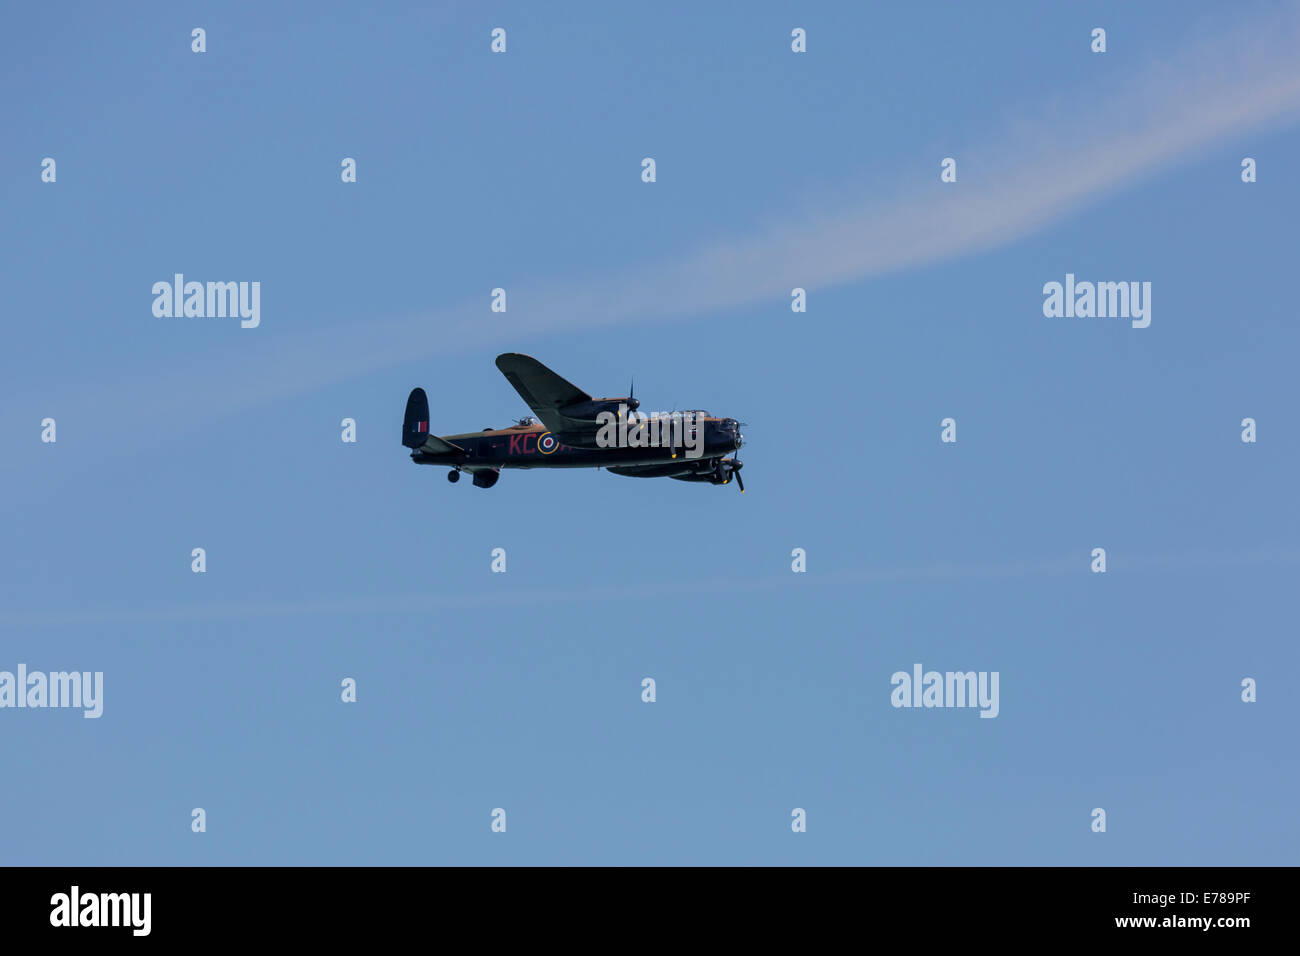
724 418 743 451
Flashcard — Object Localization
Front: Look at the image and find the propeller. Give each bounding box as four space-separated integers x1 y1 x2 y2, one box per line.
716 457 744 493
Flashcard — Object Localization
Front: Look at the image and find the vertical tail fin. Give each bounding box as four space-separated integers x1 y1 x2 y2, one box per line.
402 387 430 448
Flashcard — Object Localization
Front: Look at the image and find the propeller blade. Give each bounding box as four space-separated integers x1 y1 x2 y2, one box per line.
735 468 744 493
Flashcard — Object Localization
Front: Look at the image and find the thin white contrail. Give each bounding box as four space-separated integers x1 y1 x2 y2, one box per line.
9 7 1300 450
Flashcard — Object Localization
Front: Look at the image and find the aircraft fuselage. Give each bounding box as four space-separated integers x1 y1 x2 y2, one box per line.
411 419 741 470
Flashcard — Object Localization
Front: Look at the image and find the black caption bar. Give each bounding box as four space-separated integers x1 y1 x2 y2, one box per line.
0 866 1281 943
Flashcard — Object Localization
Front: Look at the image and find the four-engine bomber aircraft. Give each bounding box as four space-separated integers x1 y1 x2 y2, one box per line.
402 353 745 490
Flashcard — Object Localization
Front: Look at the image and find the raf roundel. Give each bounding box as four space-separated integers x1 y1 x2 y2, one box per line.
538 432 559 455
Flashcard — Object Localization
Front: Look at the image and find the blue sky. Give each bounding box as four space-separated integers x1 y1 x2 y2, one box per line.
2 0 1298 864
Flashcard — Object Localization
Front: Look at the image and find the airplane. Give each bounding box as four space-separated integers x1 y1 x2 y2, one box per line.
401 353 745 490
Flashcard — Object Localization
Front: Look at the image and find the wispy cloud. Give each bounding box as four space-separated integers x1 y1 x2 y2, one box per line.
13 6 1300 451
6 546 1297 629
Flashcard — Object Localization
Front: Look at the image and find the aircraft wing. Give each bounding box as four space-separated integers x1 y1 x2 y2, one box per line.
495 353 593 435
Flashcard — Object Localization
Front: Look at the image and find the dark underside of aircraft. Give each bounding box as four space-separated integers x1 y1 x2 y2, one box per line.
401 353 745 490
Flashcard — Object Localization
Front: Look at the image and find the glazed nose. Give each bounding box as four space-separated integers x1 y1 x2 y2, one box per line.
728 419 743 448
